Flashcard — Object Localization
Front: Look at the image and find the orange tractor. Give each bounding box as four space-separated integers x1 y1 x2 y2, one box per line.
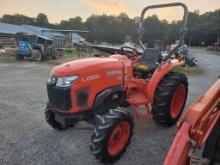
164 76 220 165
45 3 189 163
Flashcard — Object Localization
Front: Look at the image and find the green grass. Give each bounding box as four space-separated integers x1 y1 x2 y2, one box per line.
48 49 95 65
209 51 220 56
0 49 91 65
0 56 17 63
172 66 204 75
63 49 79 57
63 49 96 58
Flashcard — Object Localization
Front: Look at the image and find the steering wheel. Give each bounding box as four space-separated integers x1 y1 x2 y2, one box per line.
120 46 140 59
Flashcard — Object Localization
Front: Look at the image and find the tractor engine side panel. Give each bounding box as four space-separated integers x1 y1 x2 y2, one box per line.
109 54 133 89
71 61 124 113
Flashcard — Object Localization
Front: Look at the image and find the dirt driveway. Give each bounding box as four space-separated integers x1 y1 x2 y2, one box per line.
0 49 219 165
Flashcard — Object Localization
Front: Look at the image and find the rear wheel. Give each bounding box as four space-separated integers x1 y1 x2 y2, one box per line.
32 50 42 62
202 120 220 164
152 72 188 126
90 108 134 163
52 50 59 59
16 54 24 60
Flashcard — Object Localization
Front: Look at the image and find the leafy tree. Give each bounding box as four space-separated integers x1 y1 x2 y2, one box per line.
59 16 83 30
36 13 49 27
2 14 35 25
1 9 220 46
143 15 161 46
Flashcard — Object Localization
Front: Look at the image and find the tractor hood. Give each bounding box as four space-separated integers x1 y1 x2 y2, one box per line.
52 57 123 77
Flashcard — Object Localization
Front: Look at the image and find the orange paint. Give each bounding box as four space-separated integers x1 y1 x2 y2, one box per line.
165 78 220 165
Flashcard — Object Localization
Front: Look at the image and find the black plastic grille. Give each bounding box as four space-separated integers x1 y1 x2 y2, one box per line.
47 82 71 111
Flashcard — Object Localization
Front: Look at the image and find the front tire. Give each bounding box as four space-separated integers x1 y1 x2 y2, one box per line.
90 108 134 163
45 106 67 130
52 50 59 59
152 72 188 126
32 50 42 62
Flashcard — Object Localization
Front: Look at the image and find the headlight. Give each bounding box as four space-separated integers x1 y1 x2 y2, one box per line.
50 75 78 88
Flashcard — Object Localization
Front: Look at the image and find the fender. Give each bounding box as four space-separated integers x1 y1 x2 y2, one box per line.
32 43 43 54
147 60 184 102
93 85 124 109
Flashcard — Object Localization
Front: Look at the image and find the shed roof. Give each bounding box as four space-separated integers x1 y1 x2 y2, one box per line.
0 22 33 35
22 24 51 35
0 22 86 41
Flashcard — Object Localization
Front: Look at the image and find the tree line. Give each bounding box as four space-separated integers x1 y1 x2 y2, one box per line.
1 10 220 46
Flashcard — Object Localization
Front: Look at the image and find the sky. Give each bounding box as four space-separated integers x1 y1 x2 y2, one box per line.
0 0 220 23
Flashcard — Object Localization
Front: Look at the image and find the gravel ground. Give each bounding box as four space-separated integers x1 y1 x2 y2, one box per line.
0 49 219 165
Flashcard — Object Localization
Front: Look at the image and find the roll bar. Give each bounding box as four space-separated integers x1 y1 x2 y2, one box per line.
138 3 188 51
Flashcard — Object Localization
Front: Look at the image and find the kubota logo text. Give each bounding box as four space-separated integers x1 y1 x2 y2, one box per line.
81 74 100 82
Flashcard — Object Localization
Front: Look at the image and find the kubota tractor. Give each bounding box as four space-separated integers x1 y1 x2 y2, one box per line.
45 3 189 163
164 76 220 165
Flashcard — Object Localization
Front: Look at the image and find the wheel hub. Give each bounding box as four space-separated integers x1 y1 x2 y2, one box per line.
107 121 131 156
170 84 186 118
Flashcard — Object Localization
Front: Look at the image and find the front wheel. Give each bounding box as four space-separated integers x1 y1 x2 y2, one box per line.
90 108 134 163
152 72 188 126
52 50 59 59
45 106 67 130
32 50 42 62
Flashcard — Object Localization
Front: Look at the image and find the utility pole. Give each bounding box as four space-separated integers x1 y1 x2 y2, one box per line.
189 32 192 47
217 34 220 49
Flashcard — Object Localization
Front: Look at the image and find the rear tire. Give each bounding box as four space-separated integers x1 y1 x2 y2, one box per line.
152 72 188 126
16 54 24 60
52 50 59 59
202 120 220 164
32 50 42 62
90 108 134 163
58 50 63 57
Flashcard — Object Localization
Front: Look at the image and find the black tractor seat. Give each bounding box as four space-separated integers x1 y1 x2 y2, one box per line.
133 48 162 73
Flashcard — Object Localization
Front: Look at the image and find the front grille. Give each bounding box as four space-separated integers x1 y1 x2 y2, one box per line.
47 82 72 111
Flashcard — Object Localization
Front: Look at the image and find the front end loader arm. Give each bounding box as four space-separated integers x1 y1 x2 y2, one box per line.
164 122 191 165
164 78 220 165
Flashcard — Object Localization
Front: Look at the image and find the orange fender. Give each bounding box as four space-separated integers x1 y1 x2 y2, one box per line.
147 60 184 102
